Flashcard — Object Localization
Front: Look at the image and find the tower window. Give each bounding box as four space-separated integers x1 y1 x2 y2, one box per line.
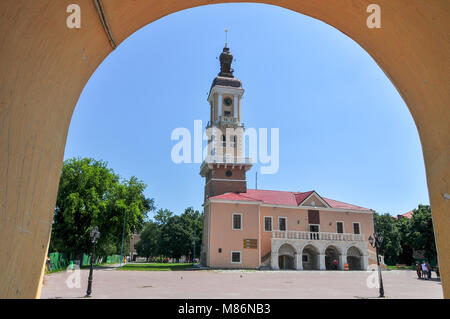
225 170 232 177
230 135 237 147
264 217 272 231
232 213 242 230
224 111 231 117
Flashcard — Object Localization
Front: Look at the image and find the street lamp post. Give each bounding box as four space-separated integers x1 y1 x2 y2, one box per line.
368 232 385 298
86 226 101 297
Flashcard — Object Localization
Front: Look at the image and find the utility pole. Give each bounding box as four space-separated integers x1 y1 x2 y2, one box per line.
255 172 258 190
119 210 126 267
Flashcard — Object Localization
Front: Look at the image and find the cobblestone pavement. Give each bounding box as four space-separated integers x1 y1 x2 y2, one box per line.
41 268 443 299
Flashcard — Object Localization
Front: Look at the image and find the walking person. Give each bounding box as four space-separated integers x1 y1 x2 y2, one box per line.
332 259 338 270
426 262 432 279
415 263 422 279
421 261 428 280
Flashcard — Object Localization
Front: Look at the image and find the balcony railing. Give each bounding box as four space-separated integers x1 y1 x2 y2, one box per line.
204 155 252 165
272 230 364 242
207 116 242 127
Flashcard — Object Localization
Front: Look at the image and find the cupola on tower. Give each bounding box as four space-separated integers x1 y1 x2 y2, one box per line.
200 45 252 201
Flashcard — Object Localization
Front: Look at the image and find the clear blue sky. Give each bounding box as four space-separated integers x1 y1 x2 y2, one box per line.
64 3 429 217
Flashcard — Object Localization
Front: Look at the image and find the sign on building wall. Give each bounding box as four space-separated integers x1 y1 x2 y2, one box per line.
243 239 257 249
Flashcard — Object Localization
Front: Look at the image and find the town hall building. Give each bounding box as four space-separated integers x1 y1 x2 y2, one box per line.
200 45 378 270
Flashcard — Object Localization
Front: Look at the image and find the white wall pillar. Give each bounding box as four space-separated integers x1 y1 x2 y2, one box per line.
218 94 222 119
319 254 326 270
233 94 238 118
296 254 303 270
339 254 347 270
362 255 369 270
271 251 279 270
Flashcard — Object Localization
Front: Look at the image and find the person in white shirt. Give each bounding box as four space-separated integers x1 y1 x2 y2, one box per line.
421 262 428 280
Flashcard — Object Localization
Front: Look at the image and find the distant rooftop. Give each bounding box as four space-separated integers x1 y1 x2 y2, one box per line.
393 210 414 219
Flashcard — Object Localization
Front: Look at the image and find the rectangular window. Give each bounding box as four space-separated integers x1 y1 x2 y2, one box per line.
308 210 320 224
224 111 231 117
231 251 241 264
232 213 242 230
278 217 287 231
309 224 319 232
264 217 272 231
353 222 360 234
336 222 344 234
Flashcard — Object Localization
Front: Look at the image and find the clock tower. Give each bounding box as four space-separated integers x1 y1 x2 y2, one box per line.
200 45 252 201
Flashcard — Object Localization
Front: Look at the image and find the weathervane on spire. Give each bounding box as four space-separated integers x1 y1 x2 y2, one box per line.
225 28 228 47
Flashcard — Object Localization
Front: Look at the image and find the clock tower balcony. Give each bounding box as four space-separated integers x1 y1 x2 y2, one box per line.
207 116 242 128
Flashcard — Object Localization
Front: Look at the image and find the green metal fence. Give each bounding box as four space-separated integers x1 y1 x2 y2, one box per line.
47 252 122 272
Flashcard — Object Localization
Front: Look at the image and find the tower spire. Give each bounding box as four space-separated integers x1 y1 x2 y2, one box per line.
218 39 234 78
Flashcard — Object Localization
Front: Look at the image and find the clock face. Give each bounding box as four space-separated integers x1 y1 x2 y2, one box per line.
223 97 233 106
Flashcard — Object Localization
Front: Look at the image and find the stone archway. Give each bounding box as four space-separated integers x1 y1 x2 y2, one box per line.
278 243 296 270
347 246 363 270
325 245 340 270
0 1 449 298
302 244 320 270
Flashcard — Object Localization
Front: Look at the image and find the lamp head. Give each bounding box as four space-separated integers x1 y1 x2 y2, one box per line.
375 232 384 246
90 226 101 244
368 235 374 247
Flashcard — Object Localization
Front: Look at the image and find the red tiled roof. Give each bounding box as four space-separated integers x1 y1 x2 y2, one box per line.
321 197 368 211
393 210 414 220
210 189 370 211
401 211 414 218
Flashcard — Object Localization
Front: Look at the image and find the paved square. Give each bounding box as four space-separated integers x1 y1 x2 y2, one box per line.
40 268 443 299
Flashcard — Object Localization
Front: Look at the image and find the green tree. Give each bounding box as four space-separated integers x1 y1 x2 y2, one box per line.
407 204 436 262
159 214 188 261
50 157 155 261
180 207 203 260
134 221 160 261
136 207 203 262
373 212 402 265
153 208 173 226
396 216 414 265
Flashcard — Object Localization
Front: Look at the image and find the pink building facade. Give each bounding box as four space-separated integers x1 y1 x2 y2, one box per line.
201 189 377 270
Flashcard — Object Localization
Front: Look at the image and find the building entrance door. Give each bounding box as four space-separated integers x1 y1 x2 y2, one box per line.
309 225 320 240
278 255 285 269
